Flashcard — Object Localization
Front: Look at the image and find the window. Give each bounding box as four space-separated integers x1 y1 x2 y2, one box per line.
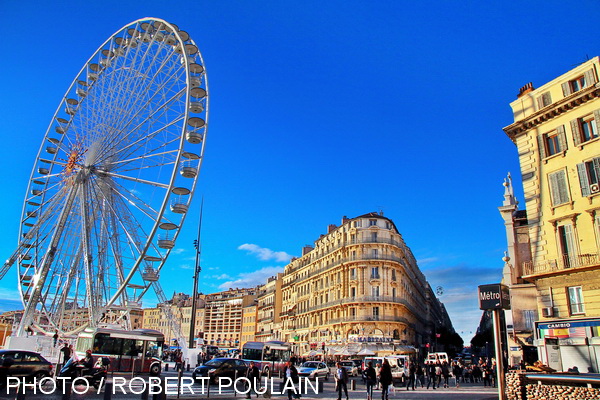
371 286 380 297
522 310 535 331
350 287 356 298
350 268 356 279
537 91 552 109
562 69 596 96
350 234 356 244
371 232 378 242
371 266 380 279
538 126 567 158
392 288 396 299
568 286 585 315
372 307 380 318
572 111 600 146
577 157 600 196
350 307 356 317
369 219 377 226
558 224 576 267
548 170 570 206
391 270 396 281
372 249 379 259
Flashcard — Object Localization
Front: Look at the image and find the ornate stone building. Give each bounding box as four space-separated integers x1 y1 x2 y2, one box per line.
503 57 600 372
278 212 453 356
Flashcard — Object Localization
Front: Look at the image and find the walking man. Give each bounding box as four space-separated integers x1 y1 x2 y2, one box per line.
335 362 349 400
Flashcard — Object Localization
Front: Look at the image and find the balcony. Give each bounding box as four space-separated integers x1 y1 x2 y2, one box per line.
523 253 600 278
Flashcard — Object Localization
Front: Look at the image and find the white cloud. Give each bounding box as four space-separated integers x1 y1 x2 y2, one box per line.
218 266 284 290
171 248 186 255
417 257 439 265
238 244 293 263
207 274 232 280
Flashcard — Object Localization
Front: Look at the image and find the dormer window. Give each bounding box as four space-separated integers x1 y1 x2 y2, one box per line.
561 69 596 96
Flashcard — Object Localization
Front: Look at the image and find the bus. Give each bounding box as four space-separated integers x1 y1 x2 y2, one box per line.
241 341 292 376
75 328 163 374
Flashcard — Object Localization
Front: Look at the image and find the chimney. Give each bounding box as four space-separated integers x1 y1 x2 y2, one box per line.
517 82 535 98
328 224 337 233
342 216 349 224
302 245 313 256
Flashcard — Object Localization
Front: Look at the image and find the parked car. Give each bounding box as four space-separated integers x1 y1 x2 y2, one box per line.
339 360 359 376
297 361 329 380
192 357 248 383
0 350 53 383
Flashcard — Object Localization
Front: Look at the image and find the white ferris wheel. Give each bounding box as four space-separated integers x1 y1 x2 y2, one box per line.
1 17 208 337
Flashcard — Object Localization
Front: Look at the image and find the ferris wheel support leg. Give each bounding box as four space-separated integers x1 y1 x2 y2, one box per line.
79 186 99 326
17 186 80 336
151 281 189 356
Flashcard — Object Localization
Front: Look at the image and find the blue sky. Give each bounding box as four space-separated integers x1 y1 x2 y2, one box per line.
0 1 598 343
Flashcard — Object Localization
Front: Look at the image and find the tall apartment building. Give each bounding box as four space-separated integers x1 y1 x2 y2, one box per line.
240 299 258 347
503 57 600 372
255 273 283 342
201 288 256 348
279 212 454 357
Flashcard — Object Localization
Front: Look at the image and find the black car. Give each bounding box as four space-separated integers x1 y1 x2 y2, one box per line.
0 350 53 383
192 358 248 383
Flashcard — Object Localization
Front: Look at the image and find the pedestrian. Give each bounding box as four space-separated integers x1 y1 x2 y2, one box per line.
53 331 59 347
406 363 416 390
284 360 299 400
416 364 424 388
245 361 260 398
335 362 349 400
60 343 71 365
379 359 393 400
175 350 183 371
435 362 443 388
426 362 436 389
452 362 462 388
441 361 450 388
375 363 381 389
363 361 376 400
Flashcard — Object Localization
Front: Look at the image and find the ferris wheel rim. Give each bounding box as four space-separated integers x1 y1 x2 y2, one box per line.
16 17 209 336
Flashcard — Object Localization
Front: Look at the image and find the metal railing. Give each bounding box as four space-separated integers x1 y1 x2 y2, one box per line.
523 252 600 276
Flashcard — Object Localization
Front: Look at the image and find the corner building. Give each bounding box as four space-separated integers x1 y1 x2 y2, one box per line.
503 57 600 372
279 212 453 356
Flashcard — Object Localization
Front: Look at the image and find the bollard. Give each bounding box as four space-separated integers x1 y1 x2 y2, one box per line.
61 385 71 400
104 381 113 400
16 381 26 400
187 363 190 372
177 369 183 399
164 363 169 372
350 379 356 391
153 377 167 400
141 379 150 400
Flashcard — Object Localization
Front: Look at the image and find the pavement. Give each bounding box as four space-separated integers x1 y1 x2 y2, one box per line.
1 363 499 400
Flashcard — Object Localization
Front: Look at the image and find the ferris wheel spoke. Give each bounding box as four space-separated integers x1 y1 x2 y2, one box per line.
88 49 185 164
102 171 170 189
96 87 186 165
110 148 179 166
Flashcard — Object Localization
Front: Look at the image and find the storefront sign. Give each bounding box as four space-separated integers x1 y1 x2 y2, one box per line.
478 283 511 310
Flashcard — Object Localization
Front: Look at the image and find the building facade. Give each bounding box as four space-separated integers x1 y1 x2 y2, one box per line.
503 57 600 372
255 274 283 342
279 212 454 357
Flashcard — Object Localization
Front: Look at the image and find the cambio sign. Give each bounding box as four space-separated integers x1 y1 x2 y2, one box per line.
478 284 511 310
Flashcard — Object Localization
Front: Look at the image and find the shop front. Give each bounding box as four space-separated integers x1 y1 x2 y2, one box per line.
535 318 600 373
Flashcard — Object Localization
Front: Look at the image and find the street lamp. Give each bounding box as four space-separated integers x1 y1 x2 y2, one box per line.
189 197 204 349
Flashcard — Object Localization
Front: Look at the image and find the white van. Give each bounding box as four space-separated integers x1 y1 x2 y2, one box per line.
362 355 411 380
425 352 449 364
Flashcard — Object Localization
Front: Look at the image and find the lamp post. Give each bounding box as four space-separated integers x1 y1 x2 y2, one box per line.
189 197 204 349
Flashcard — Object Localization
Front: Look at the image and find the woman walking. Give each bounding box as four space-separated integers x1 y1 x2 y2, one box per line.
379 360 393 400
363 362 377 400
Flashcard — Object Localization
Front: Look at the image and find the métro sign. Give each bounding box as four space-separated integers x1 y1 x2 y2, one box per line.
478 283 511 310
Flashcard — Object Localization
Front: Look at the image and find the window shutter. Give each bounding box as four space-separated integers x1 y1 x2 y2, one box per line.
549 172 561 205
584 69 597 86
557 171 570 204
562 82 572 97
577 162 590 197
537 96 544 110
557 125 567 151
538 134 547 159
571 119 582 146
594 109 600 134
543 92 551 106
593 157 600 183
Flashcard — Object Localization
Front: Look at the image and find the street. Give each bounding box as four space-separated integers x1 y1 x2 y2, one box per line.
1 366 499 400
